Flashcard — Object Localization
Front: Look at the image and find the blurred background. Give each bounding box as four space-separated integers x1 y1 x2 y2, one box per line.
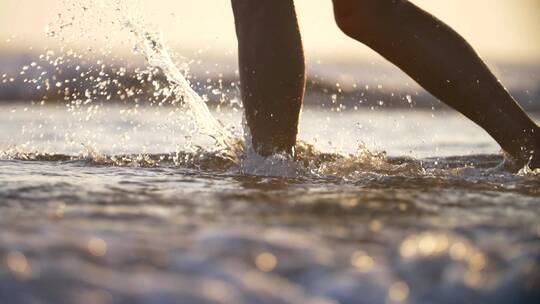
0 0 539 109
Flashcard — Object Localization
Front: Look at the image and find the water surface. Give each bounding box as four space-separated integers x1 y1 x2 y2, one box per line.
1 105 539 304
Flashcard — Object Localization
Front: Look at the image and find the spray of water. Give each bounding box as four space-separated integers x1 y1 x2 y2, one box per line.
123 19 311 176
4 0 537 178
126 22 240 156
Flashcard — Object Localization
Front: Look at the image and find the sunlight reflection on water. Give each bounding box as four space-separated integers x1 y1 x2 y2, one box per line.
1 106 539 304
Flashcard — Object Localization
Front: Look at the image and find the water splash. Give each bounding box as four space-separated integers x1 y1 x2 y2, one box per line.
6 0 538 181
126 22 241 156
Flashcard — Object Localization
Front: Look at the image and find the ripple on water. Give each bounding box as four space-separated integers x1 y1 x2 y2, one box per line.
1 146 540 303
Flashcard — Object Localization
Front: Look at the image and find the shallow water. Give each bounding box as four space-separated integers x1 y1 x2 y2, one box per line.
1 105 539 304
2 0 539 302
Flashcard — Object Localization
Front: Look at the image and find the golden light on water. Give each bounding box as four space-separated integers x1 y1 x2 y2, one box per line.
417 234 437 255
399 231 492 289
463 270 483 288
388 281 410 302
341 197 359 207
6 251 31 279
255 252 277 272
449 242 469 260
0 1 536 302
399 239 417 259
202 279 235 303
398 203 408 212
399 232 451 258
369 219 382 232
469 253 487 271
88 237 108 257
350 250 375 272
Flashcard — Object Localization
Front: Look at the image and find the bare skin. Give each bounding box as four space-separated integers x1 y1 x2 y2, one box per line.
231 0 305 156
232 0 539 168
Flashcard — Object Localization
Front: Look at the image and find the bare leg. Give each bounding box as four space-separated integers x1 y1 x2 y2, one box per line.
332 0 539 168
231 0 305 156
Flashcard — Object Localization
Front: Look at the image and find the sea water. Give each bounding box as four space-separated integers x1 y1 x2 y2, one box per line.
1 105 539 304
1 1 539 303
